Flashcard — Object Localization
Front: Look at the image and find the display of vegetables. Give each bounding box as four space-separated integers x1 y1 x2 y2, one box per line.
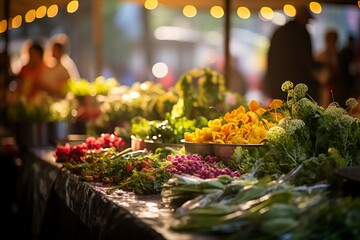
51 76 360 239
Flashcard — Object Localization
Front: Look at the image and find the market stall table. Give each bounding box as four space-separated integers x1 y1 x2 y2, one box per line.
16 147 218 240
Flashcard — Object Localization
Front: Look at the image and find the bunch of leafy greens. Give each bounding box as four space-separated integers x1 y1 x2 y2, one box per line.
68 77 119 96
131 113 208 144
230 81 360 185
175 67 246 120
7 93 74 123
291 196 360 239
164 174 331 239
163 174 360 239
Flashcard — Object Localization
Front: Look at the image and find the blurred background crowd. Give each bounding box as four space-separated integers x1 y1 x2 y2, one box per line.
0 1 360 122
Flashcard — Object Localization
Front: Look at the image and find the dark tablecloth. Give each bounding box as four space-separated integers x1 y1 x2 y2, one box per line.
16 147 217 240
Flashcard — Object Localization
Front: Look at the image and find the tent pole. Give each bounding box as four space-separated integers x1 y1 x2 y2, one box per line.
93 0 103 78
224 0 231 89
141 7 153 82
4 0 10 84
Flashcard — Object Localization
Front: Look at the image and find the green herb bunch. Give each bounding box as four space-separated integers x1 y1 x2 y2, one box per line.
87 81 179 137
68 76 119 96
7 92 74 123
176 67 246 120
131 113 208 144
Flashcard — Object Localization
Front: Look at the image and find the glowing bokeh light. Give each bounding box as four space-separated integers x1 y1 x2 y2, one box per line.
12 15 22 28
25 9 36 23
0 20 7 33
271 12 286 25
47 5 58 18
237 7 251 19
210 6 224 18
260 7 274 20
183 5 197 18
309 2 322 14
152 62 169 78
67 0 79 13
283 4 296 17
36 6 47 19
144 0 158 10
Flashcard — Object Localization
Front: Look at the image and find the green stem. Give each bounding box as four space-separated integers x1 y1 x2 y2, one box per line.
281 142 297 166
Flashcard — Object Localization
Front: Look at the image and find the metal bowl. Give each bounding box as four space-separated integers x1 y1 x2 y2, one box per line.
212 143 264 161
131 136 184 152
335 166 360 183
335 166 360 196
131 136 146 151
143 141 184 153
183 141 214 156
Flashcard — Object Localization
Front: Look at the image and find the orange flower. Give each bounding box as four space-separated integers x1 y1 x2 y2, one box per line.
248 100 260 111
270 112 285 122
255 107 266 116
184 132 194 142
208 119 223 132
212 131 226 142
246 111 260 124
224 112 235 123
221 122 237 136
269 99 283 110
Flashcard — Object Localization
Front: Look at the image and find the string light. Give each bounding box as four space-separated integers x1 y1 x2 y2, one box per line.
36 6 47 19
283 4 296 17
67 0 79 13
210 6 224 18
309 2 322 14
47 5 59 18
0 20 7 33
25 9 36 23
11 15 22 29
259 7 274 21
144 0 158 10
237 7 251 19
183 5 197 18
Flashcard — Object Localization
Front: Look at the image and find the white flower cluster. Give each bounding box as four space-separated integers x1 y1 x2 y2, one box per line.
281 81 294 92
340 114 357 126
345 98 358 109
324 105 347 119
267 126 286 144
293 83 308 99
279 118 306 135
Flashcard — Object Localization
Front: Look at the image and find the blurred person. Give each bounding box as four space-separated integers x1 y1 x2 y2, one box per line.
15 40 47 100
47 34 80 80
264 5 320 102
315 29 339 107
227 56 248 96
338 35 357 103
0 51 14 126
41 41 71 98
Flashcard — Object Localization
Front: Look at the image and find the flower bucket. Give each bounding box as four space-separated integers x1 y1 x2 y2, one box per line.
49 121 69 146
16 123 49 149
131 135 146 151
